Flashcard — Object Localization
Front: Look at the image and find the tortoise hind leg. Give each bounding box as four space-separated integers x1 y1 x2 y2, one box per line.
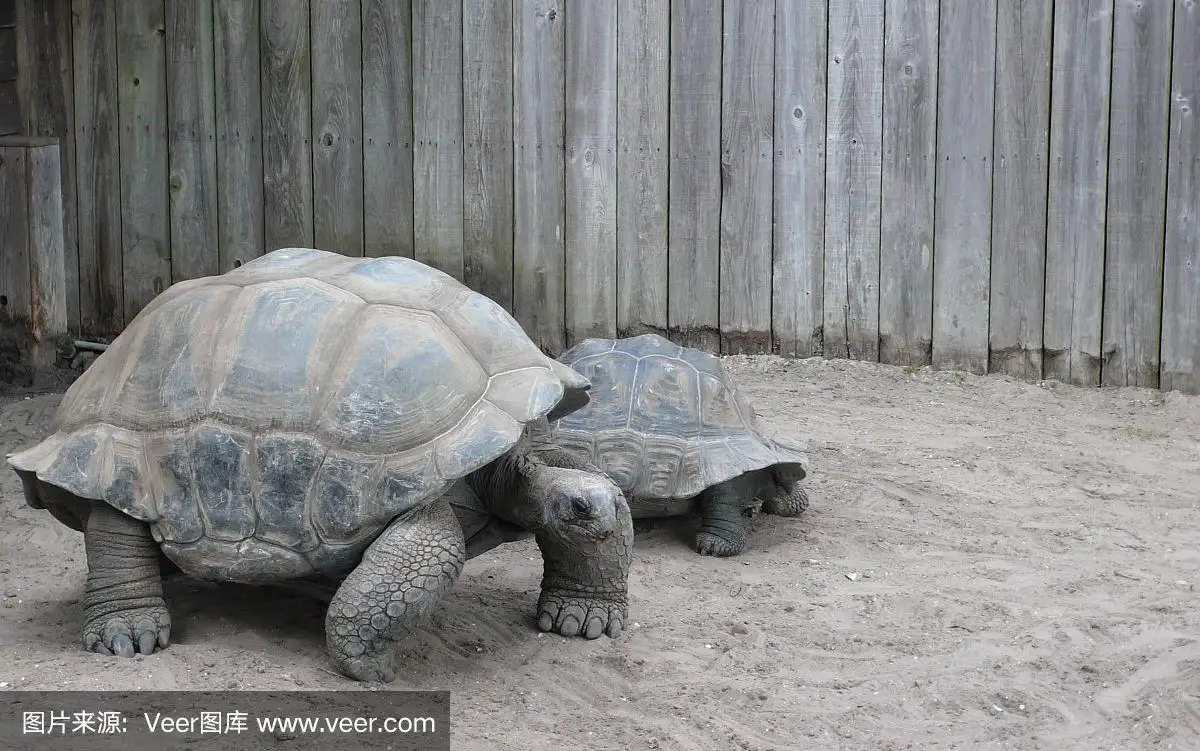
325 496 466 683
694 474 761 557
82 503 172 657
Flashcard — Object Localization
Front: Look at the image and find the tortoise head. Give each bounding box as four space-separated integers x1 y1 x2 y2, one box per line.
535 465 625 544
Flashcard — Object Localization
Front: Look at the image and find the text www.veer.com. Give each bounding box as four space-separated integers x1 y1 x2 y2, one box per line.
255 715 437 734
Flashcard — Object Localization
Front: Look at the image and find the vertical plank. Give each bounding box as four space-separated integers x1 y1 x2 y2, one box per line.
214 0 264 270
667 0 721 351
1044 0 1114 386
116 0 170 322
823 0 884 361
1161 0 1199 394
16 0 77 330
0 145 30 320
719 0 774 354
0 82 17 135
989 0 1052 380
261 0 313 249
464 0 512 306
166 0 219 282
72 0 123 334
1101 0 1174 387
878 0 937 366
931 1 997 375
27 140 67 338
413 0 464 278
513 0 566 352
311 0 363 256
363 0 414 259
772 0 826 358
0 27 15 79
616 0 668 338
0 138 67 338
565 0 617 345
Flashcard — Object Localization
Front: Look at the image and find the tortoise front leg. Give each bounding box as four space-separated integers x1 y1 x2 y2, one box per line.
695 475 761 557
761 483 810 517
82 503 172 657
325 496 465 683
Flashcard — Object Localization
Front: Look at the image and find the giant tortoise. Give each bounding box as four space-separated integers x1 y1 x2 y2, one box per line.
530 333 810 557
6 248 632 683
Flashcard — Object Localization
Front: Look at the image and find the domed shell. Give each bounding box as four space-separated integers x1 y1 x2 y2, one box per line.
7 248 588 581
541 333 807 500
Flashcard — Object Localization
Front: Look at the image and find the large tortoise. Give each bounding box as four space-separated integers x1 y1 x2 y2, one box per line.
530 333 810 557
6 248 632 683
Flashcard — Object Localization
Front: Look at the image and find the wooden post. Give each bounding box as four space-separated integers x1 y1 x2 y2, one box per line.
0 135 69 388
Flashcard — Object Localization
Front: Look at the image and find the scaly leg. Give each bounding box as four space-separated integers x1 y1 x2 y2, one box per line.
695 476 760 557
325 496 465 682
761 478 810 517
82 504 172 657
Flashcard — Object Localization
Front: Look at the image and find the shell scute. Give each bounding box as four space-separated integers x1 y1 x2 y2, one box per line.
254 434 325 552
317 306 486 454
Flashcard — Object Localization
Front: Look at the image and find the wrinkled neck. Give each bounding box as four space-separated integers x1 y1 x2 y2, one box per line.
467 446 546 531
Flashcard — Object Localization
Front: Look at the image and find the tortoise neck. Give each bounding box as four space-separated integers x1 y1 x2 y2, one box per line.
467 444 546 531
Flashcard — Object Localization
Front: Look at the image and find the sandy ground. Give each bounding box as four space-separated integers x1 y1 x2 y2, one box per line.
0 355 1197 750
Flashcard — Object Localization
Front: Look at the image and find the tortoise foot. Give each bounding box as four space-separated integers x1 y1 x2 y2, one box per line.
83 602 172 657
536 589 626 640
694 531 745 557
336 654 398 684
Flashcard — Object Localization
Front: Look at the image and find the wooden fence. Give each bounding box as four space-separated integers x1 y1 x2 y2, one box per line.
7 0 1200 393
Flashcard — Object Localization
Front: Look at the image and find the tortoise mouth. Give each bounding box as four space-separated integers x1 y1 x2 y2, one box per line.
563 518 614 543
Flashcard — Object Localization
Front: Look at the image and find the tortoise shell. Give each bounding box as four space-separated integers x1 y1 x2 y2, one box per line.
538 333 808 500
7 248 585 581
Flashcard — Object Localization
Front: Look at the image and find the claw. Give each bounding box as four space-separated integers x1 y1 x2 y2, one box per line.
138 631 157 655
112 634 135 658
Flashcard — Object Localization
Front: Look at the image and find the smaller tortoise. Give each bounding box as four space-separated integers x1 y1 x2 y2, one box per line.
530 333 810 557
6 248 632 683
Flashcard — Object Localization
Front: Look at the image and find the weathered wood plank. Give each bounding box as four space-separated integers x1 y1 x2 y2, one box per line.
878 0 937 366
1161 0 1200 394
0 81 16 134
214 0 264 270
363 0 414 259
0 27 15 79
513 0 566 352
667 0 721 351
719 0 774 355
931 0 996 375
261 0 314 249
16 0 77 330
464 0 512 306
116 0 170 322
0 145 30 321
311 0 363 256
823 0 884 361
413 0 464 278
615 0 668 338
989 0 1052 380
167 0 219 282
72 0 122 334
1044 0 1113 386
565 0 617 345
0 137 67 340
24 139 67 337
1101 0 1174 388
771 0 825 358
